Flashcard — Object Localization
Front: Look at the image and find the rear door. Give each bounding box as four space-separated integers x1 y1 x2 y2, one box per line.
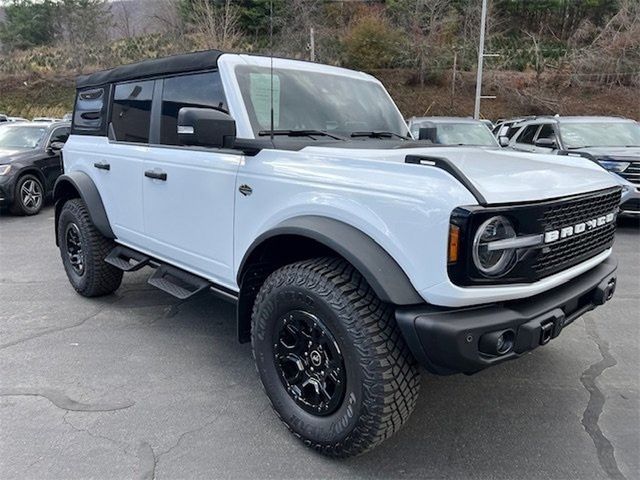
96 80 153 244
141 71 241 287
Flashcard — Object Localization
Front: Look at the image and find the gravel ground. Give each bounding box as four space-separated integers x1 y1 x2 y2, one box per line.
1 206 638 480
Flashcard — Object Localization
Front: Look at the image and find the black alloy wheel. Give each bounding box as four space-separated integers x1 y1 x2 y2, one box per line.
251 257 420 457
58 198 123 297
64 222 85 276
274 310 346 416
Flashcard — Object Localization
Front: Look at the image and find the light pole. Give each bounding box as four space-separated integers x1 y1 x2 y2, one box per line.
473 0 488 119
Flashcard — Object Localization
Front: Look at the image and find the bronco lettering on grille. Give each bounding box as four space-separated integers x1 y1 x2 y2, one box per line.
543 212 616 244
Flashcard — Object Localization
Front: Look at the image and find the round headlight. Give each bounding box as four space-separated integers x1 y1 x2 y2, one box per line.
472 216 517 277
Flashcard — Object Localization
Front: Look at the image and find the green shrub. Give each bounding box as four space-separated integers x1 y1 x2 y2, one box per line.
341 14 405 70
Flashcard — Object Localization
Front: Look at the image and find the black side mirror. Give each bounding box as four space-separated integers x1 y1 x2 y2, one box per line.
534 137 557 149
49 141 65 152
498 136 510 147
178 107 236 149
418 127 437 142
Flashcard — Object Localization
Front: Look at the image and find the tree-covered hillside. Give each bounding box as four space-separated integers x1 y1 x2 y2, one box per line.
0 0 638 119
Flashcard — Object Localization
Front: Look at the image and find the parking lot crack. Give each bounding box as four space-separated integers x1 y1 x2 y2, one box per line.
0 388 135 412
135 441 156 480
580 315 627 480
155 412 224 466
0 308 105 351
62 411 125 450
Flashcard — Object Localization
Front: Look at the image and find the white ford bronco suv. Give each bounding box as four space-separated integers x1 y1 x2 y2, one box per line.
54 50 620 457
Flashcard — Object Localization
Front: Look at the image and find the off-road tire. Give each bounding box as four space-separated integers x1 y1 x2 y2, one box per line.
57 198 123 297
11 174 44 215
251 257 420 457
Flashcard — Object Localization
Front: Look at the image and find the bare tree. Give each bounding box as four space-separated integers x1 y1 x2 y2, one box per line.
188 0 242 51
277 0 323 60
113 0 135 39
152 0 185 36
55 0 113 70
390 0 454 86
569 0 640 87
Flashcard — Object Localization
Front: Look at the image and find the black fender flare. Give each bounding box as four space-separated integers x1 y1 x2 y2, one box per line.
53 171 114 244
238 215 423 306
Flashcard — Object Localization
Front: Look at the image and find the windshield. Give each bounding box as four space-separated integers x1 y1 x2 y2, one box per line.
0 125 47 149
560 122 640 148
235 65 409 138
414 122 497 146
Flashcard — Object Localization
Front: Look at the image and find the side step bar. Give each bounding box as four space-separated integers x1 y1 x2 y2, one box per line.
148 264 209 300
105 245 150 272
105 245 237 302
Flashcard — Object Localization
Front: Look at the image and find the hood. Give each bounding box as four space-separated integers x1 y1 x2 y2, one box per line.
573 146 640 160
302 145 618 204
0 148 40 165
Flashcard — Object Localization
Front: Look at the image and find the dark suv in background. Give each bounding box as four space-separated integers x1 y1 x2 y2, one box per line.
0 122 70 215
508 116 640 217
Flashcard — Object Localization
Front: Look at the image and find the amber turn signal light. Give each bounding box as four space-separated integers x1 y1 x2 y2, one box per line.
448 224 460 263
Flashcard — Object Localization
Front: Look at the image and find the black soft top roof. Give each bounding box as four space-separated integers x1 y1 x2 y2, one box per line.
76 49 224 89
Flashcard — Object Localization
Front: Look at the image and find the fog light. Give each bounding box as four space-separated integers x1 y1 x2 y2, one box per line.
479 329 515 356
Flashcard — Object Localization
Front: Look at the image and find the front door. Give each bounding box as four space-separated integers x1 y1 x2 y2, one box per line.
512 124 540 152
38 126 69 192
141 71 240 288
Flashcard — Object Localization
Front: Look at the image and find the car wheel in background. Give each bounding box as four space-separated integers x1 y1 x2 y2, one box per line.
11 174 44 215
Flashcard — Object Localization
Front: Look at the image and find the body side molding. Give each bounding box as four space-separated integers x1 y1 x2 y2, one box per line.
53 171 115 243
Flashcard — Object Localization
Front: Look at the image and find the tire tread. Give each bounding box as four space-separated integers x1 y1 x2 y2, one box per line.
58 198 122 297
252 256 420 457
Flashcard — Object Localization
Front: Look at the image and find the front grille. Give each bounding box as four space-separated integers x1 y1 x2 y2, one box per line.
448 187 621 287
615 159 640 186
533 188 620 278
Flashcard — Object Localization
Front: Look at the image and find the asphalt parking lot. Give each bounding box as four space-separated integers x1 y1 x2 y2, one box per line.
0 206 638 480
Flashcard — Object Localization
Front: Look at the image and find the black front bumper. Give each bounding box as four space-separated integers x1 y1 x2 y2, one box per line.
620 197 640 216
0 177 13 206
396 257 618 375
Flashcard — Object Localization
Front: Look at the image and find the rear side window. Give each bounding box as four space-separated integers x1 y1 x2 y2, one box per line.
517 125 539 144
73 87 106 134
111 80 154 143
159 71 227 145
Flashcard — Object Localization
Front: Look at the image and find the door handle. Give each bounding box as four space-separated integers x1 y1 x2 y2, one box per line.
144 170 167 181
94 162 110 171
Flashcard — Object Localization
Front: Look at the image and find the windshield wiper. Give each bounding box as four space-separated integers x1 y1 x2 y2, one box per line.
350 131 409 140
258 129 346 140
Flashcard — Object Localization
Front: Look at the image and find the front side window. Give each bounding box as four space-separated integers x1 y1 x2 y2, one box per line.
536 124 556 141
160 71 227 145
0 126 48 149
49 127 70 144
559 122 640 149
517 125 539 144
111 81 154 143
235 65 409 138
